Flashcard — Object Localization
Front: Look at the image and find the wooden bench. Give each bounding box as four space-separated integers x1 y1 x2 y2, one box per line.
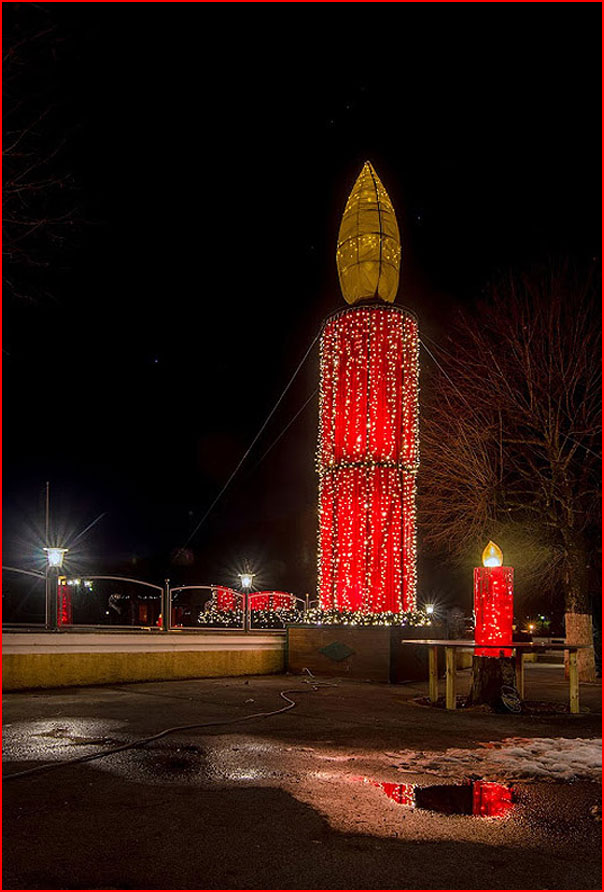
402 639 589 713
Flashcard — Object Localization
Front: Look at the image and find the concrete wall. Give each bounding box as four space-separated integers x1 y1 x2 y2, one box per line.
2 631 286 690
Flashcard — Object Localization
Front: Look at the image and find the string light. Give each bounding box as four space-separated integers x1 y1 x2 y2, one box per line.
198 606 304 628
336 161 401 305
201 588 304 628
305 607 429 627
316 304 419 614
197 604 430 629
198 607 244 627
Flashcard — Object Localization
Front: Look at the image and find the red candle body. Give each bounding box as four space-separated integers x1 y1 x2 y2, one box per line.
317 305 419 613
473 566 514 657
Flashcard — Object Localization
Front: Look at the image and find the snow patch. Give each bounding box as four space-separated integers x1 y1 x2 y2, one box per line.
389 737 602 782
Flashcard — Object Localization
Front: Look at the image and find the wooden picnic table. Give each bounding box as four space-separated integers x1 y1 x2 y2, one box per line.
401 639 590 713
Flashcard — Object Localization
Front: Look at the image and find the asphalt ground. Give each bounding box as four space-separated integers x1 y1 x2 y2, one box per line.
2 665 602 890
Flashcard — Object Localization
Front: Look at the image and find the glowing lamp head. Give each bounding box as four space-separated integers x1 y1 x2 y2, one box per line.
482 541 503 568
425 603 435 615
44 547 68 569
239 573 254 590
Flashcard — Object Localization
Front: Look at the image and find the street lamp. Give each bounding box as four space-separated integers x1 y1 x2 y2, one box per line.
238 573 255 632
425 603 435 616
238 573 254 591
44 547 68 569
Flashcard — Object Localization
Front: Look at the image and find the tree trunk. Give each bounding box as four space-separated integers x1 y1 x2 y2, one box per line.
468 656 517 710
564 611 596 682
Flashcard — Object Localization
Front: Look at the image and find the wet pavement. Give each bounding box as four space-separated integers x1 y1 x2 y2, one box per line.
3 667 602 890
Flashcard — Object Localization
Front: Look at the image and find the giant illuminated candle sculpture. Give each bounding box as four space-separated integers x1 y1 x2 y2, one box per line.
474 541 514 656
317 162 419 613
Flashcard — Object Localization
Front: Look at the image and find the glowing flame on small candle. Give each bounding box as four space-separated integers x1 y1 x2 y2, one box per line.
482 540 503 567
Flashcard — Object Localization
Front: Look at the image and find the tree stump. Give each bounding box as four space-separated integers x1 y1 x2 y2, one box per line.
564 612 596 681
468 655 517 710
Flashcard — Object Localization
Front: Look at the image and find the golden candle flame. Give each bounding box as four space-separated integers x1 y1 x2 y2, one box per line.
336 161 401 305
482 541 503 567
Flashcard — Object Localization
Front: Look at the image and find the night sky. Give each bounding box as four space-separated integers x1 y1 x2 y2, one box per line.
3 3 600 598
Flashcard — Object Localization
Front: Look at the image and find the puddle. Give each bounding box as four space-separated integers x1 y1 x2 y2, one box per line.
2 718 127 762
360 777 515 818
2 721 514 823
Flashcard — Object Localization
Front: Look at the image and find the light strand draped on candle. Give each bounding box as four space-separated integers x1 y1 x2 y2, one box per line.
317 305 419 613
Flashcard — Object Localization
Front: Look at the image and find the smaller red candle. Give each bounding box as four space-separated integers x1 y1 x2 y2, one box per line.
474 541 513 657
56 577 73 627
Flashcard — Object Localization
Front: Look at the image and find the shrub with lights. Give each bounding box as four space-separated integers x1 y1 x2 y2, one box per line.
304 606 431 627
198 607 244 628
198 590 305 629
250 607 304 628
197 605 304 629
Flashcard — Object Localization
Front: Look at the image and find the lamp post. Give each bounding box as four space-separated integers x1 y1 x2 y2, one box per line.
238 572 254 632
44 547 68 630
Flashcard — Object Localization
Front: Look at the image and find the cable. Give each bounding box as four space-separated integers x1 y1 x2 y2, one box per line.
419 338 477 417
500 684 522 714
68 512 108 548
2 671 332 782
248 388 318 474
175 331 320 557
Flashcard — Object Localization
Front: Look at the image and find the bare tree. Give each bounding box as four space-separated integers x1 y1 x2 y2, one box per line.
419 260 601 681
2 4 77 302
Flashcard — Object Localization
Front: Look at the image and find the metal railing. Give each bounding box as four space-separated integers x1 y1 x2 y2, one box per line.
1 566 46 626
2 567 303 634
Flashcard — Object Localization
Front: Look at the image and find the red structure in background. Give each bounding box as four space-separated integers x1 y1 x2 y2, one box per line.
214 587 242 611
212 589 295 612
56 580 72 626
317 305 419 612
248 592 295 611
474 565 514 657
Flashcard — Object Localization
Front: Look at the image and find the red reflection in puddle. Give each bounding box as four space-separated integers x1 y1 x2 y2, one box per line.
472 780 514 817
358 777 514 818
368 780 416 807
